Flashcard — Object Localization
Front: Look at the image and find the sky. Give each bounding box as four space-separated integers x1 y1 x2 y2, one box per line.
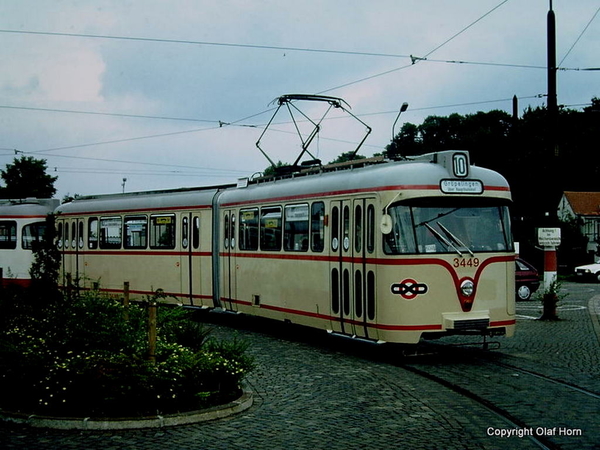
0 0 598 199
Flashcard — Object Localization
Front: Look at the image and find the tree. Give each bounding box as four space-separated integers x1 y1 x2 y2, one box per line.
0 156 57 199
29 213 62 301
328 151 366 164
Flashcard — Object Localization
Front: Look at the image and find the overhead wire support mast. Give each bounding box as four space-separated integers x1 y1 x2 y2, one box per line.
255 94 372 174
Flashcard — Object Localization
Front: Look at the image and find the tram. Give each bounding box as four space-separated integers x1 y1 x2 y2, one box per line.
0 198 59 287
56 150 516 344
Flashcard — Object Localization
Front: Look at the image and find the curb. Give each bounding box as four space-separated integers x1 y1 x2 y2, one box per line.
0 390 253 430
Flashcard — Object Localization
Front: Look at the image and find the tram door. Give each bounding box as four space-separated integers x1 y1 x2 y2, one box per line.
329 198 377 339
59 219 84 287
220 210 238 311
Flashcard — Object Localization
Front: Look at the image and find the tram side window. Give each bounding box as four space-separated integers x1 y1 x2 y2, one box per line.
355 204 362 253
367 204 375 253
88 217 98 249
124 215 147 249
71 222 77 249
100 217 122 249
78 221 84 249
260 206 282 251
150 214 176 249
22 222 46 250
311 202 325 252
284 204 308 251
192 216 200 249
239 208 259 250
331 206 339 252
64 221 69 249
56 222 63 249
182 217 189 249
0 221 17 249
343 206 350 252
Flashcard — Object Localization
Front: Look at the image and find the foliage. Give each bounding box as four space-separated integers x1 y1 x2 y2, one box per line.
29 214 62 301
537 279 567 321
0 156 57 199
0 289 254 417
327 151 366 164
261 160 280 177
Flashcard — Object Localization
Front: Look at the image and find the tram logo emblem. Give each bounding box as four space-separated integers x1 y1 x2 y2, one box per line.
391 279 428 300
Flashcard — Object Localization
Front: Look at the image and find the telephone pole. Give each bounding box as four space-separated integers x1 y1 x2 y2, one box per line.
547 0 558 157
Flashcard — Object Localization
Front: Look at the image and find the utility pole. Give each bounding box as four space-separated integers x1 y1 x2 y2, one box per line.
547 0 558 157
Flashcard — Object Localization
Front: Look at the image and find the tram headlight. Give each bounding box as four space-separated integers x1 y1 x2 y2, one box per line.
460 279 475 297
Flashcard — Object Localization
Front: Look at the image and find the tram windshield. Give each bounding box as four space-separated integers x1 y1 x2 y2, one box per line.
383 200 512 255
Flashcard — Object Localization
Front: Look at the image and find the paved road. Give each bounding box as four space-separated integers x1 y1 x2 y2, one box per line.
1 281 599 449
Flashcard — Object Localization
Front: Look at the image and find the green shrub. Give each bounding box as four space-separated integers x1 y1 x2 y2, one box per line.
0 289 253 417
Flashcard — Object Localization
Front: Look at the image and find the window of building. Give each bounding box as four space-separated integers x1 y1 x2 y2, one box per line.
150 214 175 249
124 216 147 249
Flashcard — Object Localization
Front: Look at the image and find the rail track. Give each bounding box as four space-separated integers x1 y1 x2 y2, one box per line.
392 342 599 450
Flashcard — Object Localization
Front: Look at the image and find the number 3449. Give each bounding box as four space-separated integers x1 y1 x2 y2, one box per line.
453 258 480 268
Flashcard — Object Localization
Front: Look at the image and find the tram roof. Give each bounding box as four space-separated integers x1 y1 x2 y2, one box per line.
219 155 510 206
0 198 59 217
57 185 229 215
56 151 511 215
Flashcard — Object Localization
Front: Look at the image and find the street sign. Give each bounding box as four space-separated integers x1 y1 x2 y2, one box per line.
538 227 561 247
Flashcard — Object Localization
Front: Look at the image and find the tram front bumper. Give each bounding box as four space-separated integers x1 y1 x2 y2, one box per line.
442 312 490 332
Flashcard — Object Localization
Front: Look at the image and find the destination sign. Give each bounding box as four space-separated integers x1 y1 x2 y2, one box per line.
440 179 483 194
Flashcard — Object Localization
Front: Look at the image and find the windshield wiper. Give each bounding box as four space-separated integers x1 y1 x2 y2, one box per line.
424 223 463 256
436 222 474 257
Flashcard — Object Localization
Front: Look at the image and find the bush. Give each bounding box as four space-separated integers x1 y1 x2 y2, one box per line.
0 289 254 417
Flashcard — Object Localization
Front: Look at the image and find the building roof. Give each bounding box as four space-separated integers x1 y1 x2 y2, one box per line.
563 191 600 216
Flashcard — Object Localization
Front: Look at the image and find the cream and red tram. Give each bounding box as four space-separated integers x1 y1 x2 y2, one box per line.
57 150 515 344
0 198 59 287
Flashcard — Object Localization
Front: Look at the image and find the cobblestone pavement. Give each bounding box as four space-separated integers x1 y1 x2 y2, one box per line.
1 282 599 449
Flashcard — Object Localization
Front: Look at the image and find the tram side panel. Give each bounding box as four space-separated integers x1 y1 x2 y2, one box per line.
219 200 334 331
58 208 214 306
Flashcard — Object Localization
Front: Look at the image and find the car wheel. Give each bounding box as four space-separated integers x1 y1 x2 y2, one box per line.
517 284 532 301
596 272 600 283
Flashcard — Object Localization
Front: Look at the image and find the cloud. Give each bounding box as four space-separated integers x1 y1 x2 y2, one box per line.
1 37 105 103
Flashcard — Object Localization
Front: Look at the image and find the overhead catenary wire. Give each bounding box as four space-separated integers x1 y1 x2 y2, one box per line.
2 1 597 180
0 94 551 172
558 5 600 68
318 0 511 94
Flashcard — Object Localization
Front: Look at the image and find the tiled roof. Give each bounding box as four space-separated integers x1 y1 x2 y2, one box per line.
563 191 600 216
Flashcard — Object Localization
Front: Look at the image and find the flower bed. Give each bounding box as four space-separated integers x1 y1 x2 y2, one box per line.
0 287 254 418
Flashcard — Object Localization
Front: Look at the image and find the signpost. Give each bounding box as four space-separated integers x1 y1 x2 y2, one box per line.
538 227 561 291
